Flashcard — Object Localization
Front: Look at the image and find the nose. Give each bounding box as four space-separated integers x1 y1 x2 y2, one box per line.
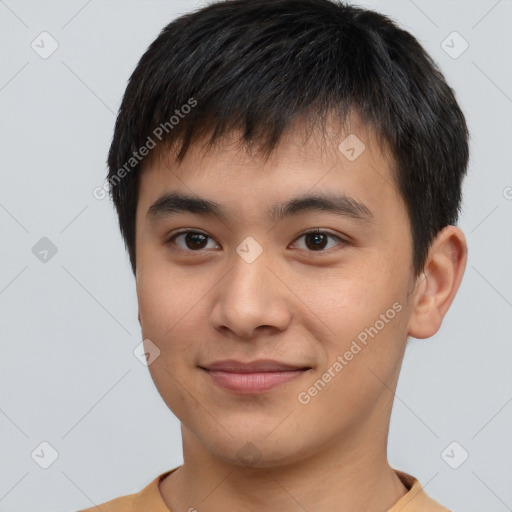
210 248 292 340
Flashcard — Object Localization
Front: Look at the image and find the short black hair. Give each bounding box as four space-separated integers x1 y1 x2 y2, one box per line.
107 0 469 277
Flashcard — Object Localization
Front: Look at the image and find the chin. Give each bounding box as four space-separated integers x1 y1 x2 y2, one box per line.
194 424 313 470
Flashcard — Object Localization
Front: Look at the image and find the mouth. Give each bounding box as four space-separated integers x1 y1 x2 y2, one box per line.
199 359 312 393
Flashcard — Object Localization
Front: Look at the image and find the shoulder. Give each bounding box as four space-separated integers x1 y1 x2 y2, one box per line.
77 492 138 512
391 470 451 512
76 469 178 512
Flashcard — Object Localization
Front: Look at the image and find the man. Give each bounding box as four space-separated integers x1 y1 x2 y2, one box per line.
80 0 468 510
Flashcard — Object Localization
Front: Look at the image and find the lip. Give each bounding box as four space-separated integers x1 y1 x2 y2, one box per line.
199 359 311 393
202 359 310 373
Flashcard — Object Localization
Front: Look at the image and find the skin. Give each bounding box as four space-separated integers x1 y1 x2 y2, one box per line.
134 113 467 512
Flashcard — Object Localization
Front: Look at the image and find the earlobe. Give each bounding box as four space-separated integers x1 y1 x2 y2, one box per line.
407 226 467 339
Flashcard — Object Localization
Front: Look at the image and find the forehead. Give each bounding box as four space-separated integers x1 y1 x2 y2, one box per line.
136 113 403 227
152 111 390 169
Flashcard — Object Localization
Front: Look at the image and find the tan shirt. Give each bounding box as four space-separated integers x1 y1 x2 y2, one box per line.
78 467 450 511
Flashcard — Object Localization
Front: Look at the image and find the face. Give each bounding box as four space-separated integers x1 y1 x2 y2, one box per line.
135 115 418 468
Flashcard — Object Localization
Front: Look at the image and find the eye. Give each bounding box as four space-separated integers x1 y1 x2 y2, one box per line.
292 229 347 252
166 228 347 253
167 230 219 251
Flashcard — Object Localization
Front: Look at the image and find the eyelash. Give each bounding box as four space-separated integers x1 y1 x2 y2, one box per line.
165 229 348 254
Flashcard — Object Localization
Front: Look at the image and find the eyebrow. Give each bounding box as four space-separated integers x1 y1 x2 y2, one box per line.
146 191 373 224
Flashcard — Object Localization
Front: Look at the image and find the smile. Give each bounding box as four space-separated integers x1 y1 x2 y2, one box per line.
201 368 310 393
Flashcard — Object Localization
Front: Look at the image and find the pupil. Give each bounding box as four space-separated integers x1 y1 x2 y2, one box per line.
186 233 207 249
306 232 327 250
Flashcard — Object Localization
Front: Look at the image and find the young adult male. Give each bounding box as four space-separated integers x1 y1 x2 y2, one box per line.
80 0 469 510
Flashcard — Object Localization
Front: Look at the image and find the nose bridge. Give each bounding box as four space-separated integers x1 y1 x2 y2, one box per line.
212 237 290 337
227 238 273 307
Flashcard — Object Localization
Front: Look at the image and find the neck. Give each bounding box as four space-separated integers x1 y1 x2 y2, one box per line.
159 413 408 512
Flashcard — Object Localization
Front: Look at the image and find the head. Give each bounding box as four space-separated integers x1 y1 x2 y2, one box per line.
107 0 468 468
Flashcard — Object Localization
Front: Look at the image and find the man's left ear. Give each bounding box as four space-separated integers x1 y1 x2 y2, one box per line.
407 225 467 339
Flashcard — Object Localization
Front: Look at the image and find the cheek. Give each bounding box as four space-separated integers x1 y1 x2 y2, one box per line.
136 266 210 367
137 272 202 419
310 267 407 371
137 263 192 328
301 305 407 430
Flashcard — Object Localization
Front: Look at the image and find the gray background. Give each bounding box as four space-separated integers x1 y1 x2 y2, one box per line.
1 0 511 510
